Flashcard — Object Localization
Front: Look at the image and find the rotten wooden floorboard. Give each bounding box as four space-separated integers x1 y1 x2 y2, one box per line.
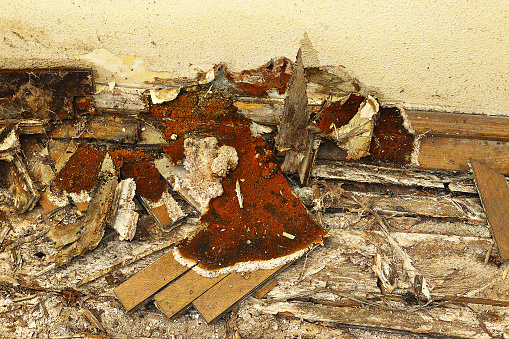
251 228 509 338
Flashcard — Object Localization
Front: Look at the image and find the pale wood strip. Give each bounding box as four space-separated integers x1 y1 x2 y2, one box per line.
193 266 283 323
470 159 509 260
418 137 509 174
114 252 189 311
154 270 226 319
312 161 479 193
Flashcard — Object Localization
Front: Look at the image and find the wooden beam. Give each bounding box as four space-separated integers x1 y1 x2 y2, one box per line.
469 159 509 260
114 252 189 311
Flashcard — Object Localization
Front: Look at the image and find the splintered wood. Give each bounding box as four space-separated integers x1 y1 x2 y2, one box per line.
470 159 509 260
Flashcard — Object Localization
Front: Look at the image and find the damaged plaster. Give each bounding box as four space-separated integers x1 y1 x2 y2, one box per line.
1 1 508 111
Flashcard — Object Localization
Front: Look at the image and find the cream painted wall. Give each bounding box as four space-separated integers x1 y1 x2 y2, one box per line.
1 0 508 112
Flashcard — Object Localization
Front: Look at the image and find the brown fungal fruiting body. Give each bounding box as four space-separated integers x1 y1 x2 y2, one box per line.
173 129 326 275
142 88 327 275
317 94 414 165
226 58 292 97
54 144 105 194
369 107 415 165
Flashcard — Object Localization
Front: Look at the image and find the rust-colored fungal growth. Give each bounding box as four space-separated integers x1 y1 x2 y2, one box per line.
144 90 250 126
121 160 167 202
108 149 154 176
160 139 185 163
108 148 166 202
317 94 365 134
175 125 327 273
74 97 96 115
54 144 105 193
138 83 327 274
226 58 292 97
369 107 415 165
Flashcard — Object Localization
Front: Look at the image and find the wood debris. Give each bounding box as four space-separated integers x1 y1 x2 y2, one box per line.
108 178 138 241
47 154 118 266
2 60 509 338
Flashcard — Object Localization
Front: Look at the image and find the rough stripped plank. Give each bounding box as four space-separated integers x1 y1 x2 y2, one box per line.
154 270 226 319
311 161 481 194
251 300 498 339
114 252 189 311
193 266 283 323
406 109 509 141
418 137 509 174
292 185 485 222
470 159 509 260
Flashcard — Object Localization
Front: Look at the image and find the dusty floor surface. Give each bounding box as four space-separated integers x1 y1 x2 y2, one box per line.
1 200 508 339
0 203 459 339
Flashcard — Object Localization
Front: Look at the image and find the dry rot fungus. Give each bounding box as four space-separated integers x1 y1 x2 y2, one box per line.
317 94 414 165
141 89 327 276
173 137 238 213
225 58 292 97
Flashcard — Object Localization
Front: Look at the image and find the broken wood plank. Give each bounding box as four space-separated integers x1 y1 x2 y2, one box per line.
311 161 480 194
93 84 147 113
7 154 40 213
0 68 92 120
469 159 509 260
114 252 189 312
257 228 509 338
0 212 11 248
154 270 226 319
47 154 117 266
418 137 509 174
0 126 20 161
192 265 285 323
0 119 50 134
251 299 499 339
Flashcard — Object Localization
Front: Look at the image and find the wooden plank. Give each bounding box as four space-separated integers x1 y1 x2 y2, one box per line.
193 266 284 323
275 49 310 173
418 137 509 174
48 115 141 144
469 159 509 260
406 109 509 141
312 161 480 194
114 252 189 311
154 270 226 319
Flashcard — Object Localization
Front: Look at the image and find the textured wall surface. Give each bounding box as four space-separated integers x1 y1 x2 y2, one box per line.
1 0 508 112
